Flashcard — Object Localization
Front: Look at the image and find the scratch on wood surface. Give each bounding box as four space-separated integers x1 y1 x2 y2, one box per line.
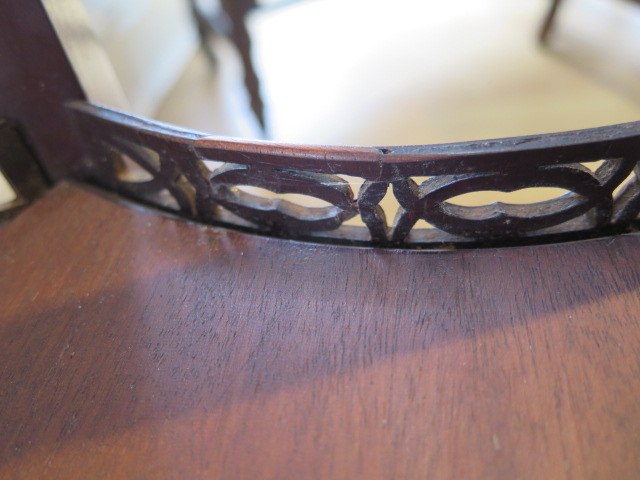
492 434 501 451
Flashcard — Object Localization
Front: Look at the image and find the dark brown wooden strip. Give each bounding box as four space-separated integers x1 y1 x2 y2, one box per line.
68 103 640 247
0 120 51 221
0 0 86 180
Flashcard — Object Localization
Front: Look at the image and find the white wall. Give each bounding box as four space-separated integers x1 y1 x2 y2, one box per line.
83 0 199 117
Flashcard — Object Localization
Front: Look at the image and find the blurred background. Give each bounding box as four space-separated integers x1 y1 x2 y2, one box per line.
2 0 640 213
82 0 640 144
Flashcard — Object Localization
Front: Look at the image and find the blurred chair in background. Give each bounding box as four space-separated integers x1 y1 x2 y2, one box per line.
189 0 265 129
540 0 640 43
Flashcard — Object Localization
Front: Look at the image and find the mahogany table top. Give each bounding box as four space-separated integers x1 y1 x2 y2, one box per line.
1 183 639 479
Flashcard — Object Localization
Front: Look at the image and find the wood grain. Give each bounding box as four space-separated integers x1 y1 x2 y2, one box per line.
1 183 640 479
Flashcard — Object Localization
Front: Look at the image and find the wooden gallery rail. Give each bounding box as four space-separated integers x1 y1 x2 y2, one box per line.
69 101 640 248
6 2 640 479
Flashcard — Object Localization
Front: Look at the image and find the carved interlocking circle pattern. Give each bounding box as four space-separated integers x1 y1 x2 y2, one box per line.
69 102 640 248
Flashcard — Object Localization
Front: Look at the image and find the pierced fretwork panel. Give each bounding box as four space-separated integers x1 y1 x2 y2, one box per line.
390 159 634 242
207 164 357 235
68 102 640 248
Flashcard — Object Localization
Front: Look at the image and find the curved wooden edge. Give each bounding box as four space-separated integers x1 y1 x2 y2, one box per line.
65 102 640 249
69 101 640 166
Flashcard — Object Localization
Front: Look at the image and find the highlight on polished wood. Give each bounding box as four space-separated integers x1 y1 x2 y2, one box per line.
2 0 640 478
70 101 640 248
2 183 640 479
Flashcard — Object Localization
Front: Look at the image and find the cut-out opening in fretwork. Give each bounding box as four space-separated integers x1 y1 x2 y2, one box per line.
407 177 437 229
346 182 396 228
613 170 637 199
0 171 17 206
215 204 257 227
203 160 225 172
137 145 161 171
112 138 161 175
447 187 571 206
234 185 334 208
339 174 365 197
411 176 433 184
345 181 439 229
414 219 436 229
342 216 365 227
174 174 197 214
582 160 605 172
380 184 401 227
337 174 366 227
114 151 154 183
383 183 436 230
149 188 180 211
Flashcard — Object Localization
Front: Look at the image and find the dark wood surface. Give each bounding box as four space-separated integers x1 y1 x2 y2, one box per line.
2 183 640 479
69 102 640 248
0 0 86 180
0 120 50 221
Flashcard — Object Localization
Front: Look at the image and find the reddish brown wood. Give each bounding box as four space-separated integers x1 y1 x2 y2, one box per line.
2 183 640 479
0 120 50 221
2 2 640 477
69 102 640 248
0 0 86 180
3 0 640 248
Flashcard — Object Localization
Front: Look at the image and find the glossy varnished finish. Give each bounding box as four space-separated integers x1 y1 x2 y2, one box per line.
1 183 640 479
68 103 640 248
